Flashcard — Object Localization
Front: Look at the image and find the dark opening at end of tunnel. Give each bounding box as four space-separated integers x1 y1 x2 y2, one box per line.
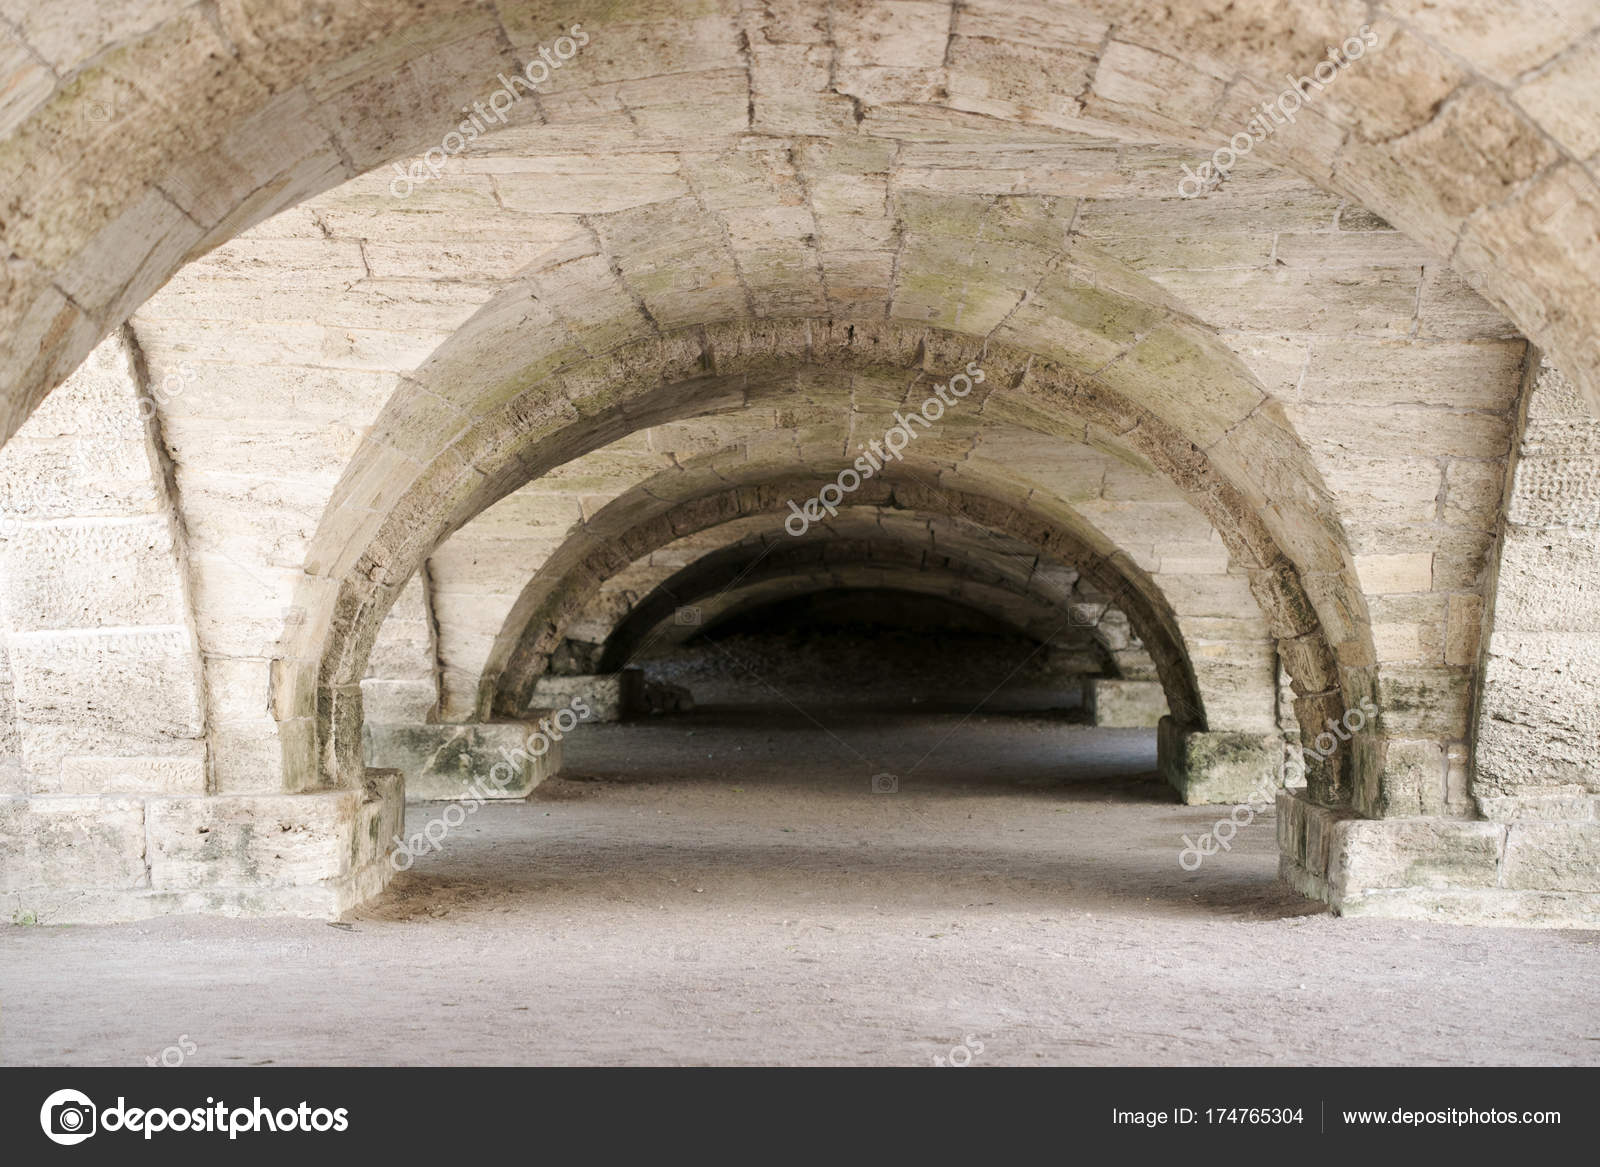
637 588 1097 716
543 587 1168 802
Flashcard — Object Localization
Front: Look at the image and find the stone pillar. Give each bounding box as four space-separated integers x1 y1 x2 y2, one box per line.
362 573 441 723
0 335 401 923
1280 359 1600 927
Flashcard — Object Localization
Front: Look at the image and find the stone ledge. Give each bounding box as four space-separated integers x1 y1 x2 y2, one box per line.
0 861 394 925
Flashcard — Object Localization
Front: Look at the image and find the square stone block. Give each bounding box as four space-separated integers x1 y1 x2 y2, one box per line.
1504 822 1600 892
1085 678 1167 727
363 721 563 802
1158 719 1285 804
528 669 643 722
0 795 148 894
147 791 360 890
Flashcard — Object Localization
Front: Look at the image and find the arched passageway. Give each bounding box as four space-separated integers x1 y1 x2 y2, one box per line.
0 0 1594 939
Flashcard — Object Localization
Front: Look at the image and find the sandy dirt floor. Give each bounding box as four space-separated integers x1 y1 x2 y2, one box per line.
3 710 1598 1066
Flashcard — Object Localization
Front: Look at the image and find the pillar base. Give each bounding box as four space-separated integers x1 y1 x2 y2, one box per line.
364 720 563 801
0 770 403 925
529 670 643 722
1086 679 1167 727
1158 718 1284 804
1277 790 1600 927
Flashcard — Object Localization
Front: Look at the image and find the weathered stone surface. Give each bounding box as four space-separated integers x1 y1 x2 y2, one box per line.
0 795 147 893
363 721 562 802
1503 822 1600 892
1475 362 1600 807
529 670 645 723
1159 719 1285 805
3 0 1598 926
1086 679 1167 728
1332 818 1506 892
147 791 362 891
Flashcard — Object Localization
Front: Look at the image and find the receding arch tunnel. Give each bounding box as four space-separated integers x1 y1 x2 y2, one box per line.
4 0 1600 1076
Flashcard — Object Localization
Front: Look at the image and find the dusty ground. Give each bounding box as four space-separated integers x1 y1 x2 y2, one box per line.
3 710 1598 1066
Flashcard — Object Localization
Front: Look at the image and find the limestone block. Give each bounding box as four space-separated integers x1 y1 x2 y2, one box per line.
49 753 207 796
361 678 440 724
1319 457 1443 527
1355 552 1433 594
1277 790 1363 885
1476 792 1598 822
147 791 361 890
1151 266 1419 335
0 517 188 631
363 721 562 802
8 630 205 766
530 670 644 722
1513 37 1600 159
1158 719 1285 805
1188 647 1280 733
1294 337 1525 407
1504 822 1600 892
353 769 405 872
0 795 147 893
207 716 312 796
202 655 276 725
1332 818 1506 893
1085 679 1166 728
1379 738 1447 817
1374 666 1474 737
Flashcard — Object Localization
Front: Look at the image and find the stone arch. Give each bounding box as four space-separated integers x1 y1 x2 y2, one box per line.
489 486 1193 715
2 0 1597 462
0 0 1589 924
287 315 1364 809
588 538 1128 683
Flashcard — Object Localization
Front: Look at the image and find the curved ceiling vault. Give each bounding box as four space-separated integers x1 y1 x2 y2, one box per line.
494 493 1190 710
454 448 1277 740
584 532 1137 681
0 0 1552 821
289 307 1359 798
0 0 1591 447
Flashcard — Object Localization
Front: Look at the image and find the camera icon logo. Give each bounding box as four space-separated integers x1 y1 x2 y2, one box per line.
870 772 898 794
40 1088 96 1145
674 606 702 627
